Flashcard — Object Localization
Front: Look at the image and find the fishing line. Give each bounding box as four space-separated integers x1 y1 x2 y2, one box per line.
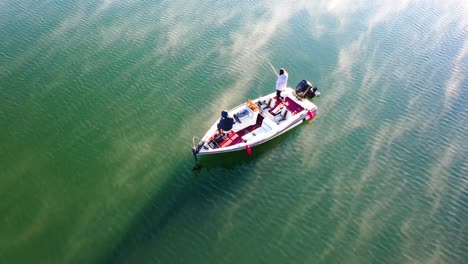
267 59 279 78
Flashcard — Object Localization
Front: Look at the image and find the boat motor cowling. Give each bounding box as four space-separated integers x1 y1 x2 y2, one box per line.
296 80 319 99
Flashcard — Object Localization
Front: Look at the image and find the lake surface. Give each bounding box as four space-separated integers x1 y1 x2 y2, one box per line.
1 0 467 263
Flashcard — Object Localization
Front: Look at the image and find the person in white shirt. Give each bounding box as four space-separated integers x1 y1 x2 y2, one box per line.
275 68 288 101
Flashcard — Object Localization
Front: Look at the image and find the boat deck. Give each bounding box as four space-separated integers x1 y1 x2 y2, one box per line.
195 87 318 155
209 95 306 148
215 114 264 147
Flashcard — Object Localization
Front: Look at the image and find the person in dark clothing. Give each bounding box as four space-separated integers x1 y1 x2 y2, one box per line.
217 110 234 137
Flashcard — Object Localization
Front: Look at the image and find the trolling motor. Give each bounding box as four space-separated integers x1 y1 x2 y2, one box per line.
192 137 204 169
295 80 320 99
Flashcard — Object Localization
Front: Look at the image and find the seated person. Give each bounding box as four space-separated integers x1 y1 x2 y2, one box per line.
217 110 234 137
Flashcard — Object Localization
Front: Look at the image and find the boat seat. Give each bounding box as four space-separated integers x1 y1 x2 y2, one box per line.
260 98 273 110
274 107 288 124
269 99 276 108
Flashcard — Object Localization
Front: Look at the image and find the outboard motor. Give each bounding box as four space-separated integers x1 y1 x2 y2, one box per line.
295 80 320 99
296 80 312 95
305 86 320 99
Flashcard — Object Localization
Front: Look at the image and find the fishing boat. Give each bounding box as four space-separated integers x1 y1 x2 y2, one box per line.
192 80 319 160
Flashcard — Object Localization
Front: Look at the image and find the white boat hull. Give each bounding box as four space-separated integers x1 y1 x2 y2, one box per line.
193 88 317 155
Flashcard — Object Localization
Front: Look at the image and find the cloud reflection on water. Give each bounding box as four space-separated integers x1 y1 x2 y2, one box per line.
2 0 467 262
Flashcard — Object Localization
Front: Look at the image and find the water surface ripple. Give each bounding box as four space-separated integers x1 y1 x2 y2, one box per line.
1 0 467 263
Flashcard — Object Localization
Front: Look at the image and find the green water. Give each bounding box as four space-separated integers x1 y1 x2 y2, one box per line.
1 0 467 263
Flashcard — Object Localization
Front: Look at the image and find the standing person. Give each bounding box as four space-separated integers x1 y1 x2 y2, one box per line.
276 68 288 101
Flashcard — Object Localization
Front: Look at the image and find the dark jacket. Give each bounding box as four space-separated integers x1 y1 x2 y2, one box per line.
218 117 234 131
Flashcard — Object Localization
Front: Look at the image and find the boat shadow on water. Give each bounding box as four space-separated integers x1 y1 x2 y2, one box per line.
100 163 249 263
101 121 315 263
